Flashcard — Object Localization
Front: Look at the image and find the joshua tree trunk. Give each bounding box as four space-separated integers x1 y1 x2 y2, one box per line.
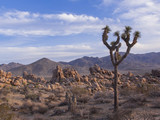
114 65 118 111
102 25 140 112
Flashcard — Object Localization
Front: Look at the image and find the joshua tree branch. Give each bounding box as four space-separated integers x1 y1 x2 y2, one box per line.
116 47 131 65
110 50 115 65
102 36 111 49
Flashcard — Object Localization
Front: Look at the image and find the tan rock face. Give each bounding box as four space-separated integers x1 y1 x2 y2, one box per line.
89 64 114 79
50 65 65 83
23 71 45 83
63 68 81 82
50 66 81 83
89 64 101 75
6 72 12 78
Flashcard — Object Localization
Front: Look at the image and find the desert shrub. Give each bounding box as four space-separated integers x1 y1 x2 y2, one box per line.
136 83 159 95
51 108 66 116
33 114 49 120
120 86 136 96
77 95 90 104
105 110 153 120
95 98 111 104
149 91 160 97
71 107 90 120
58 101 68 106
123 95 148 109
0 103 15 120
120 83 160 97
71 86 88 97
0 86 11 95
94 92 107 99
46 94 57 101
32 104 48 114
151 101 160 109
20 100 33 114
89 106 100 115
21 101 48 114
25 93 40 101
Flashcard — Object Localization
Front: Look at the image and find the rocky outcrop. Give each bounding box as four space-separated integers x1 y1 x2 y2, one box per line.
50 65 65 83
0 70 27 86
50 66 80 83
63 68 81 82
0 70 45 87
89 64 114 79
23 71 45 83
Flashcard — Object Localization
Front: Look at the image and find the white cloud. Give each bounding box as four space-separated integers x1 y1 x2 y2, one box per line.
112 0 160 46
57 13 99 22
0 10 112 36
0 43 106 64
100 0 116 6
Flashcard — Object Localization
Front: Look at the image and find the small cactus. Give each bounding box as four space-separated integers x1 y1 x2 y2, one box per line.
65 92 77 112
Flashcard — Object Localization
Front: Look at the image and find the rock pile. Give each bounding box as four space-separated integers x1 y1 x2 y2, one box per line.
50 65 114 92
0 70 27 86
50 65 80 83
23 71 45 83
0 70 45 87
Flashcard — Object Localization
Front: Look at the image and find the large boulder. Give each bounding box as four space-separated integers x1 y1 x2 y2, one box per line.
50 65 65 83
50 66 81 83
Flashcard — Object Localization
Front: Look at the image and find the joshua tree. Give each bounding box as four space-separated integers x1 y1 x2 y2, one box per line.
102 25 140 111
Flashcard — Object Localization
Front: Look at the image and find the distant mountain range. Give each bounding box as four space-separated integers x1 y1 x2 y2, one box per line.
8 58 71 77
1 52 160 77
0 62 23 71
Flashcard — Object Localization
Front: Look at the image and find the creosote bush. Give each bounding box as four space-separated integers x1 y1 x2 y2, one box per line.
71 86 88 97
0 103 15 120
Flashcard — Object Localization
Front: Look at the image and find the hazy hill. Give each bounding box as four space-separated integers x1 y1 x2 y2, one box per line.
4 52 160 77
65 52 160 74
8 58 71 77
0 62 23 71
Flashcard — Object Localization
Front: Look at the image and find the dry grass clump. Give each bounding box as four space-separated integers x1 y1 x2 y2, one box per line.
71 86 89 97
25 92 40 102
151 101 160 109
51 108 66 116
0 103 15 120
58 101 68 106
77 95 90 104
122 95 148 109
89 106 101 115
21 100 48 114
0 86 11 95
46 94 57 101
95 97 112 104
71 107 90 120
33 113 50 120
119 86 136 96
103 110 155 120
136 83 159 95
94 91 107 99
93 91 111 104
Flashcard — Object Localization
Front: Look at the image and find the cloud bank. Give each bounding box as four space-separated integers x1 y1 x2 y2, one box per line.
1 0 160 63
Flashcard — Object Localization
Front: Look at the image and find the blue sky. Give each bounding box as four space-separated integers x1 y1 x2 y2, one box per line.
0 0 160 64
